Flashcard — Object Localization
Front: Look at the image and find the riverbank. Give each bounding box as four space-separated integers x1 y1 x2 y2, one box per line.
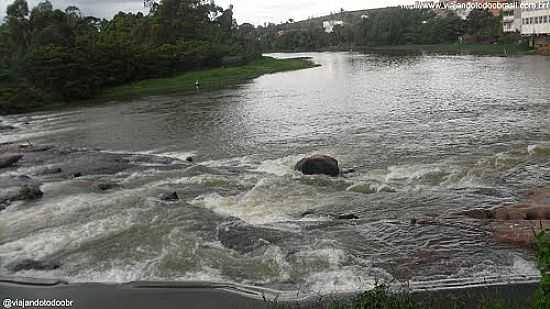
266 43 534 57
0 56 318 115
360 43 534 56
97 56 319 101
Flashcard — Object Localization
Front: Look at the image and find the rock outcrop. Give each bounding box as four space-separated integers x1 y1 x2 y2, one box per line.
463 189 550 246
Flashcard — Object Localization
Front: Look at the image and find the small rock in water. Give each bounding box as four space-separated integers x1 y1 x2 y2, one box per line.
337 213 359 220
0 175 43 206
186 157 194 163
18 185 44 200
73 172 83 178
0 125 15 131
377 185 396 193
347 182 377 194
35 167 62 176
0 154 23 169
8 259 61 272
160 192 179 201
341 168 356 175
410 218 417 225
96 182 119 191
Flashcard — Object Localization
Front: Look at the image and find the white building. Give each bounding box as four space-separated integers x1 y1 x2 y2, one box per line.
322 20 344 33
520 0 550 35
503 1 522 32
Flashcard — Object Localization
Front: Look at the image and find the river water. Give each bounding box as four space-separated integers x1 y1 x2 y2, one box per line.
1 52 550 295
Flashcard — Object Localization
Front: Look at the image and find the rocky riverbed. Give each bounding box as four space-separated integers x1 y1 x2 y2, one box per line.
2 52 550 294
0 137 544 288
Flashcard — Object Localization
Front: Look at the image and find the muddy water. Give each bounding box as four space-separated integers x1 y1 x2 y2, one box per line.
1 53 550 295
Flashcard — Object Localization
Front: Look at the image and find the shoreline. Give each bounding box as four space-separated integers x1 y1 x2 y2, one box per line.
0 56 319 115
0 276 540 309
268 43 535 57
97 56 319 102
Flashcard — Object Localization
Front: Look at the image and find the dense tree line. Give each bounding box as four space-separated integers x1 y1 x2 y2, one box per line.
256 7 508 52
0 0 261 113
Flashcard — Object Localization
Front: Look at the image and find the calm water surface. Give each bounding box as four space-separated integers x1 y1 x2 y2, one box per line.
1 52 550 295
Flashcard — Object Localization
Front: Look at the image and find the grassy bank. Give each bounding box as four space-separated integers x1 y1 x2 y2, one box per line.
361 43 534 57
97 56 318 101
0 57 318 114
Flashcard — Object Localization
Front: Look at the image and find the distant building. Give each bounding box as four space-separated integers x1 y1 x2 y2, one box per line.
503 1 521 32
322 20 344 33
520 0 550 36
502 0 550 48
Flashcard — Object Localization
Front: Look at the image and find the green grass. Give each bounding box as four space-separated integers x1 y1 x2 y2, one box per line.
361 43 534 56
98 56 318 101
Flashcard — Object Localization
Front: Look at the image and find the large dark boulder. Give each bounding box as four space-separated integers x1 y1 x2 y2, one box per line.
160 192 179 202
295 155 340 177
0 154 23 168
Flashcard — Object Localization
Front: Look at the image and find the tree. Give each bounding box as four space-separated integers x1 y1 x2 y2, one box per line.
1 0 262 112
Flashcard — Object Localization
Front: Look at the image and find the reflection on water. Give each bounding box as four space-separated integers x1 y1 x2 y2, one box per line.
1 52 550 295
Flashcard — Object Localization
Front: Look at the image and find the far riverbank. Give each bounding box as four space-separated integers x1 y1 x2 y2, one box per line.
0 56 319 115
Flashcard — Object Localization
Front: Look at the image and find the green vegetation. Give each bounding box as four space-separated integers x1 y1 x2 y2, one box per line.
534 230 550 309
362 42 533 56
0 1 531 114
256 7 527 54
0 0 263 114
98 56 318 100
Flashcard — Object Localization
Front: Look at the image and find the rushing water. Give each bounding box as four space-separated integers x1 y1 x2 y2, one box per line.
1 52 550 295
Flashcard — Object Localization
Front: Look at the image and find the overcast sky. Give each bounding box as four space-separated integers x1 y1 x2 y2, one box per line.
0 0 416 25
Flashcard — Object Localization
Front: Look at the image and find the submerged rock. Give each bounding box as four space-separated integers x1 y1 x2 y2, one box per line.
35 167 62 176
96 182 120 191
462 208 496 220
377 185 397 193
295 155 340 177
18 144 53 152
0 154 23 169
0 125 15 131
160 192 179 201
0 175 43 207
217 219 296 254
337 213 359 220
7 259 61 272
346 182 377 194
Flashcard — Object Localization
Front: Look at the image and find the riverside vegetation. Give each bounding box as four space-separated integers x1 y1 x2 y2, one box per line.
0 0 315 114
254 7 530 55
0 1 531 114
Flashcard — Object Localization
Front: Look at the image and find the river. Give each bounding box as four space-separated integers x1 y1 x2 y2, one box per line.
1 52 550 295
